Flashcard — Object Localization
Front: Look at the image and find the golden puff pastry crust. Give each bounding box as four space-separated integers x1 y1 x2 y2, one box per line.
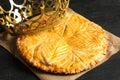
17 10 108 74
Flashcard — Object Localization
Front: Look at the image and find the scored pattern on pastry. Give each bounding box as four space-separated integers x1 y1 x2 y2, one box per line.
17 10 108 74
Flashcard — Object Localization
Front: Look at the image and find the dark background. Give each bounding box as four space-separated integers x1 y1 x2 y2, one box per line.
0 0 120 80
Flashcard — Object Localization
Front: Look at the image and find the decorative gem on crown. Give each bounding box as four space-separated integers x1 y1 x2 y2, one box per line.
0 0 70 34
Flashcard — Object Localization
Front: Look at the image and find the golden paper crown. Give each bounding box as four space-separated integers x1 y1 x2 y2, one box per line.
0 0 70 34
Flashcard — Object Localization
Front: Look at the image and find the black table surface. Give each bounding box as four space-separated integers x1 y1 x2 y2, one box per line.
0 0 120 80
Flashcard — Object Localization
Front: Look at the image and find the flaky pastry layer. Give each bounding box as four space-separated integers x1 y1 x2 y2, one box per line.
17 10 108 74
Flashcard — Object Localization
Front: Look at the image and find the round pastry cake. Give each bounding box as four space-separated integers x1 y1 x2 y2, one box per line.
17 10 108 74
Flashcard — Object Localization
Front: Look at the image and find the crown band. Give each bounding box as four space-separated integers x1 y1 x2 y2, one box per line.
0 0 70 34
